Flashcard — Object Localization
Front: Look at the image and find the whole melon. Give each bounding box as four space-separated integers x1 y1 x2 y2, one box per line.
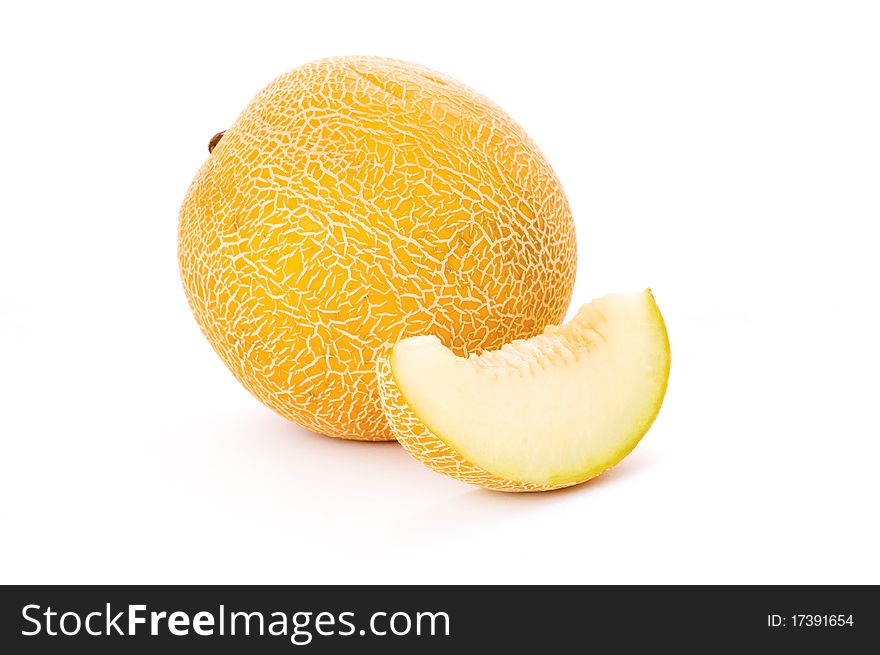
179 56 577 440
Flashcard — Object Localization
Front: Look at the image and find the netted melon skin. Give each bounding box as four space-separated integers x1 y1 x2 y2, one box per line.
179 56 576 440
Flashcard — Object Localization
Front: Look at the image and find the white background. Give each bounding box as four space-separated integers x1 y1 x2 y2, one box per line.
2 1 878 584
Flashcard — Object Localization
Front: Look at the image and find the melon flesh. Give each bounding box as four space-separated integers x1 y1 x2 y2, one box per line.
381 290 670 491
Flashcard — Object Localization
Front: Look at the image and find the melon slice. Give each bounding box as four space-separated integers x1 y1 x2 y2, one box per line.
377 290 670 492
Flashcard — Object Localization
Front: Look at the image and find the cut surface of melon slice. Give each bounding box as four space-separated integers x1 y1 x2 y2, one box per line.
377 290 670 492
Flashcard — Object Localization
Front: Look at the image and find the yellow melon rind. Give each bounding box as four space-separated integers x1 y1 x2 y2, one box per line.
178 56 577 441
